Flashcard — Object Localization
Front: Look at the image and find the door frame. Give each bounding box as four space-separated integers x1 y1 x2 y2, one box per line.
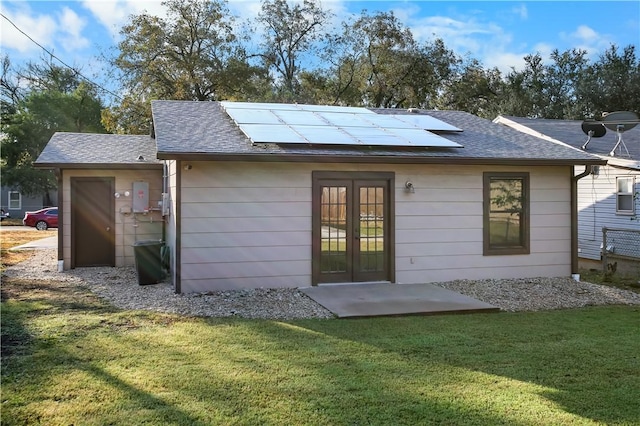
70 177 115 268
311 171 395 285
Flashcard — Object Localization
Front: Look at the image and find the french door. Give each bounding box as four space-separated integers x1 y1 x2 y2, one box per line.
312 172 394 285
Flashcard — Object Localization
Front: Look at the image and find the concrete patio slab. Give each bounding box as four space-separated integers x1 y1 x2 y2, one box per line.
301 282 499 318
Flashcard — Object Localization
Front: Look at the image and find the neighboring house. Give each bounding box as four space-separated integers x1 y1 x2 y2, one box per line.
494 115 639 272
0 186 57 219
36 101 604 293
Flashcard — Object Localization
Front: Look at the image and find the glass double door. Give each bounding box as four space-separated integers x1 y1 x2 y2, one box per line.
313 173 393 285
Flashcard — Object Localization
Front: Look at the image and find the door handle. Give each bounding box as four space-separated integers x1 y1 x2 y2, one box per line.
106 226 111 232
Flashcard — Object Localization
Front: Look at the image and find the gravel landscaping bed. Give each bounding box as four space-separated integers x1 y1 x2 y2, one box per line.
4 249 639 319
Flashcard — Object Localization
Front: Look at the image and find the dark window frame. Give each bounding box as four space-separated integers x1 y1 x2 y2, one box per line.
483 172 530 256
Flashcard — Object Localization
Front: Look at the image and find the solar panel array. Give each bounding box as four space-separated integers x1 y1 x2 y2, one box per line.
220 102 463 148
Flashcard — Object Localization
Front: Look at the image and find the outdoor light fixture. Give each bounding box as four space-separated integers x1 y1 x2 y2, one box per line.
404 180 415 193
184 164 193 170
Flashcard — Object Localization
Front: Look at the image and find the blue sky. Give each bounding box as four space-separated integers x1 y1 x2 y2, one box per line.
1 1 639 88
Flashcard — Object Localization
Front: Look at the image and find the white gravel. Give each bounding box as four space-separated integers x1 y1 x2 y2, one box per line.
4 249 639 319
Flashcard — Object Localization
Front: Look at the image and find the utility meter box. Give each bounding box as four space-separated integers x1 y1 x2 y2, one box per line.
132 181 149 213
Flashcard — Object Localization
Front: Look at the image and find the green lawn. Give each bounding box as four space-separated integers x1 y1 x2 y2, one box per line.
2 278 639 425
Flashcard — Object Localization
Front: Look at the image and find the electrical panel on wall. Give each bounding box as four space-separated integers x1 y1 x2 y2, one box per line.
132 181 149 213
161 193 170 216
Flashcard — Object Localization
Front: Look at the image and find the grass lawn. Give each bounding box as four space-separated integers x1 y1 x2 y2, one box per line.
2 275 639 425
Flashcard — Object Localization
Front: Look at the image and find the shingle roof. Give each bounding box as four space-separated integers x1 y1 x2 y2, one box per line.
497 115 639 162
35 133 161 168
152 100 603 165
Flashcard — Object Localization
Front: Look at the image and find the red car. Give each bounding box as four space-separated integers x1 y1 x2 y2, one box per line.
23 207 58 230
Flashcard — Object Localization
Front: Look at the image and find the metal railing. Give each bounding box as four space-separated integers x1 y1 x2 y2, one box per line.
602 227 640 273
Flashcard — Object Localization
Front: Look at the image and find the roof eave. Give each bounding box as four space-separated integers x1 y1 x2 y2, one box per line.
34 162 164 170
156 151 607 166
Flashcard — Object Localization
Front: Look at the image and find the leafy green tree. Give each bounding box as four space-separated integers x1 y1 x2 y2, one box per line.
256 0 330 101
578 45 640 117
544 49 590 119
107 0 261 133
1 61 106 197
499 53 548 118
319 11 457 108
436 58 505 118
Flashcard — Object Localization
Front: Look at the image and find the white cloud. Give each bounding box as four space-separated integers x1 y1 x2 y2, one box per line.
511 4 528 20
484 51 526 73
81 0 168 40
0 4 57 53
406 13 524 72
572 25 599 43
59 7 90 50
560 24 613 59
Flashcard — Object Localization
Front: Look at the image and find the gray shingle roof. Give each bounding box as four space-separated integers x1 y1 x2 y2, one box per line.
35 133 161 168
152 100 603 165
499 115 640 161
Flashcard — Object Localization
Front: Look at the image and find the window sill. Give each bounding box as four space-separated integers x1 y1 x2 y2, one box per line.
483 247 530 256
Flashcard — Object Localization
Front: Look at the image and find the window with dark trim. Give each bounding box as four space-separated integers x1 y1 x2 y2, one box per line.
483 172 530 255
616 176 635 215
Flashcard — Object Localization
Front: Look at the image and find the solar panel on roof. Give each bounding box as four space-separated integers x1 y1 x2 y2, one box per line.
360 114 423 130
273 110 327 126
317 112 375 128
225 108 281 124
239 124 306 143
290 125 355 144
220 101 463 148
392 114 462 132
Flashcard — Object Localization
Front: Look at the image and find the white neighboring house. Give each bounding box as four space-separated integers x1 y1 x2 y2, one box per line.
494 116 639 274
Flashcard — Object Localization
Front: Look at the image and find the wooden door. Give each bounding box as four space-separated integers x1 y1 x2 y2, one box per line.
71 177 115 267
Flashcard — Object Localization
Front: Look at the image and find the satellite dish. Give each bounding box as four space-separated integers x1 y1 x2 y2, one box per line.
601 111 638 157
581 120 606 137
602 111 639 132
580 119 606 150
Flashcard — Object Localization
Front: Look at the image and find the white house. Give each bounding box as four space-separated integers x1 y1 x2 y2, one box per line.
494 115 639 275
37 101 605 293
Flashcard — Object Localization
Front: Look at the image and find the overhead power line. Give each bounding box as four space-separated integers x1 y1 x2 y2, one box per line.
1 12 122 101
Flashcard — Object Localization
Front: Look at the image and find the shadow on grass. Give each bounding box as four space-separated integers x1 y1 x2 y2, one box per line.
1 278 208 425
4 276 639 424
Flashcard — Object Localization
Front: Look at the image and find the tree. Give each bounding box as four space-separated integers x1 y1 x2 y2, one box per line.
107 0 261 133
578 45 640 117
437 58 504 119
544 49 590 119
256 0 330 101
319 11 457 108
1 60 106 197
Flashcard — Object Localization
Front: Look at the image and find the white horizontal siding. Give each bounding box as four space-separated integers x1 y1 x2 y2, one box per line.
577 166 640 260
182 246 309 263
399 264 570 284
182 216 310 233
181 260 310 280
394 166 572 285
177 162 575 292
181 201 309 218
183 231 310 248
